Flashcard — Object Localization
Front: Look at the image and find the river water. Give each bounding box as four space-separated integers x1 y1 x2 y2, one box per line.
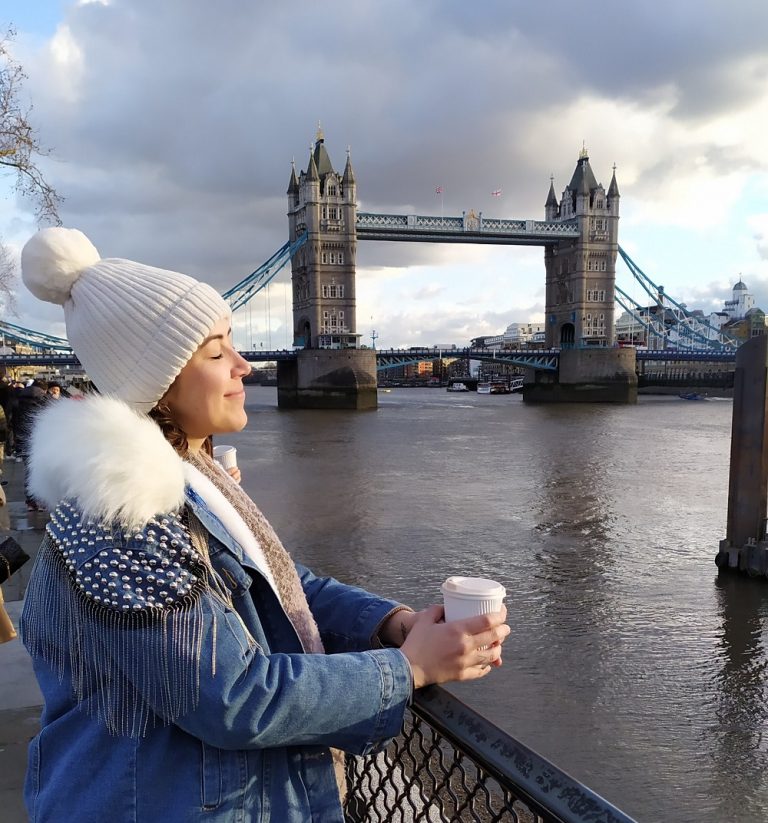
229 386 768 823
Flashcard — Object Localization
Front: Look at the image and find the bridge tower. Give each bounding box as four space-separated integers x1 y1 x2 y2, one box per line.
288 127 360 349
526 149 637 402
544 148 620 348
279 128 377 409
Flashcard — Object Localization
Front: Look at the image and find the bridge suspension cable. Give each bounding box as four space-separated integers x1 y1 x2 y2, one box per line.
0 320 71 351
613 285 700 349
617 246 738 350
222 232 307 311
614 283 732 351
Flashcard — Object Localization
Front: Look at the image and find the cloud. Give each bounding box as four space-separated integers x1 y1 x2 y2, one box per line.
412 283 445 300
4 0 768 341
750 214 768 261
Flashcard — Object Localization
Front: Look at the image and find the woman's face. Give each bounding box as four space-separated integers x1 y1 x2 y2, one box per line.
163 317 251 445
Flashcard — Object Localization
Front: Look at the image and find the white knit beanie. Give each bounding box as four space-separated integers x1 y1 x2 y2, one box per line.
21 227 231 412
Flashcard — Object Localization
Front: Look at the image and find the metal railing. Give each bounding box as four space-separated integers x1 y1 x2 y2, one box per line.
345 686 636 823
356 212 580 242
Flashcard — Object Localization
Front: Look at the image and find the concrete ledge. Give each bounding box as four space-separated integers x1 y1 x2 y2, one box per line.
716 539 768 578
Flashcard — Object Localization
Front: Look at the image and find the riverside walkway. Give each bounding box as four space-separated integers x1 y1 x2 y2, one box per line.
0 459 46 822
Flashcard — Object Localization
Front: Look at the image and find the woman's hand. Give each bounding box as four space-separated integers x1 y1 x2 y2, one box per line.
227 466 242 484
400 605 510 689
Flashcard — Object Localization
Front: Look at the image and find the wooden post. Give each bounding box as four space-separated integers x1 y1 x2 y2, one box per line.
717 335 768 575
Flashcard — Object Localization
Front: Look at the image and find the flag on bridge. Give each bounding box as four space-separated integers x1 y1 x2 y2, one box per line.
491 189 502 197
435 186 444 195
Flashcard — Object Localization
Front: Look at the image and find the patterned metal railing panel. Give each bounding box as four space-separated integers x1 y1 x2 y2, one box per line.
356 213 410 228
478 218 528 233
529 219 579 235
414 215 465 231
345 686 636 823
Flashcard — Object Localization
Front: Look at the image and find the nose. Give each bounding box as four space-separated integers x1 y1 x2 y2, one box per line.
232 350 251 379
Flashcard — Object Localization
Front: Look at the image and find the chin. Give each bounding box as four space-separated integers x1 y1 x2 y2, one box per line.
227 410 248 432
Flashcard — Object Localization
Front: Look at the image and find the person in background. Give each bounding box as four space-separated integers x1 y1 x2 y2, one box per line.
46 382 62 400
18 227 510 823
0 379 19 460
14 379 48 510
0 391 6 468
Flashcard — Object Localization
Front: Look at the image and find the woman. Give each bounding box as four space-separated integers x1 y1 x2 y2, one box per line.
19 227 509 822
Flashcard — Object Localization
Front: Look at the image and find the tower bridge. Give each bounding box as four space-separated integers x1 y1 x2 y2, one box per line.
280 131 633 407
3 130 739 406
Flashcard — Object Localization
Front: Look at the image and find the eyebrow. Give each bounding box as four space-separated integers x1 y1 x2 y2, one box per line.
200 328 232 346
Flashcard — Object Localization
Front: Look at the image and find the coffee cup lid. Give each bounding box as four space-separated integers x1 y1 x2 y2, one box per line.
213 445 236 456
441 576 505 598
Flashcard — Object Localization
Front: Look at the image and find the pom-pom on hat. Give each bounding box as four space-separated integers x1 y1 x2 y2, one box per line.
21 227 231 412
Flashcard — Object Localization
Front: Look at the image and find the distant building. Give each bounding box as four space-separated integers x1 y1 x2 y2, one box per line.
614 278 765 348
723 279 754 320
404 360 433 379
503 322 545 348
470 335 504 350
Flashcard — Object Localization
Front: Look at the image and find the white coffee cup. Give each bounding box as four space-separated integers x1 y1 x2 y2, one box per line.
213 444 237 471
441 576 506 622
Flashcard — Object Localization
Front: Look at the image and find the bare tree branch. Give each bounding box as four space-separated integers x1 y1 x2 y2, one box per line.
0 26 63 320
0 241 17 314
1 26 62 225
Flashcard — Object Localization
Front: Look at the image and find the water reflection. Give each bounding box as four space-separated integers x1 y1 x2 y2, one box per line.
528 405 620 629
712 574 768 820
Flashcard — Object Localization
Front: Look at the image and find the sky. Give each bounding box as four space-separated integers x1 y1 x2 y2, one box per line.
2 0 768 349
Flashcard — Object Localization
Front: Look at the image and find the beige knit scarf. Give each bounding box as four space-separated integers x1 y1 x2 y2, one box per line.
185 451 346 798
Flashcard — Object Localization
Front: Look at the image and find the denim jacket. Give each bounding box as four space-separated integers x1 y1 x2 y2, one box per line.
20 396 413 822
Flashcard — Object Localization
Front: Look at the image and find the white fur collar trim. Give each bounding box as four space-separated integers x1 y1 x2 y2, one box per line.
28 395 186 527
183 463 281 601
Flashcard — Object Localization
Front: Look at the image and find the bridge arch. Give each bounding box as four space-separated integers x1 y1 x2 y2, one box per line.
297 317 312 349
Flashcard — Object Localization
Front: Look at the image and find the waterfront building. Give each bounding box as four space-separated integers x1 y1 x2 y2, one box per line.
470 334 504 350
502 322 545 349
404 360 434 379
723 278 755 320
614 278 766 348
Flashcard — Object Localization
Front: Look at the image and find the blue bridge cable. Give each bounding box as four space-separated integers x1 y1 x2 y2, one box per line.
617 246 738 350
614 287 673 346
617 245 731 349
614 285 722 351
222 232 308 312
0 319 71 351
